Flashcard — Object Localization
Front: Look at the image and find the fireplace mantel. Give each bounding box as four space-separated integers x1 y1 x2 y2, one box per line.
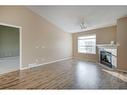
97 44 118 49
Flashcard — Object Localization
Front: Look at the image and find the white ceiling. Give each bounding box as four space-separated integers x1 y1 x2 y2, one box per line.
28 6 127 33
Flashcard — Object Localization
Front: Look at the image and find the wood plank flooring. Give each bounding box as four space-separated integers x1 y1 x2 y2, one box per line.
0 59 127 89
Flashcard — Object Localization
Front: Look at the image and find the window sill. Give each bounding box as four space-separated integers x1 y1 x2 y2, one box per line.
78 52 96 55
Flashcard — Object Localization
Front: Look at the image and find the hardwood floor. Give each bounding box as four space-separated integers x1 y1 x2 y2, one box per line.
0 59 127 89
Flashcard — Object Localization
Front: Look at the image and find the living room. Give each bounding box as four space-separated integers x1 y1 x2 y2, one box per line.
0 6 127 90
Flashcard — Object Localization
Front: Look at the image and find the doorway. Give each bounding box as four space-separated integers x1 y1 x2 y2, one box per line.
0 23 21 74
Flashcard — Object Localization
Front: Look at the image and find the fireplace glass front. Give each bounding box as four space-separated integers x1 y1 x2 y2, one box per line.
100 51 112 68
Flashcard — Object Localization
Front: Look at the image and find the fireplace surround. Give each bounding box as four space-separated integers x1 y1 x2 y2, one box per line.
97 44 117 69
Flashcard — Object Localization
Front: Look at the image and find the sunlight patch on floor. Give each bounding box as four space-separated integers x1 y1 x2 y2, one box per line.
102 69 127 82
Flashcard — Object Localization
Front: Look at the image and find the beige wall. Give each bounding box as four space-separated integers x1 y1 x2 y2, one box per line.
117 17 127 71
0 6 72 68
0 25 19 58
72 26 117 62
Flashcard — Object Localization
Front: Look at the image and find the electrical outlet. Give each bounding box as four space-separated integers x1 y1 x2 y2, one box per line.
29 63 37 68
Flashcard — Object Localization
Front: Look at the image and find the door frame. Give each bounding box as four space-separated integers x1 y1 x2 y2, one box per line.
0 22 22 70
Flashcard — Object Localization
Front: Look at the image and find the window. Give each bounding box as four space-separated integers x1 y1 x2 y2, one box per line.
78 35 96 54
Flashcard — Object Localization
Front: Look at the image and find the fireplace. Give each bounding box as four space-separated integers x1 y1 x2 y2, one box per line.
100 51 112 68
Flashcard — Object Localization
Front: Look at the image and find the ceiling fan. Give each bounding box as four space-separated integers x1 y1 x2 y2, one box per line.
80 22 87 29
80 18 87 30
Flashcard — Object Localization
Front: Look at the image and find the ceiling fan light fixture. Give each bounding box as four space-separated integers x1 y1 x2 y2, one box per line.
80 22 87 29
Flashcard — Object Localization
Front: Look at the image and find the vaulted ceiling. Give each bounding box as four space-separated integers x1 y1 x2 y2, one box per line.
28 6 127 33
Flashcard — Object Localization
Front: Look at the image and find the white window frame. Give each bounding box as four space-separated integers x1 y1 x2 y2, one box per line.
78 35 96 54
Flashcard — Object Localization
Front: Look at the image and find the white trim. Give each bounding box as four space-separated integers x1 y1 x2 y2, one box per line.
97 44 118 49
0 22 22 70
21 57 72 70
20 66 28 70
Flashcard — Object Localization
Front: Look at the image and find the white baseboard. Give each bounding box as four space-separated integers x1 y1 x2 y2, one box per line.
20 57 127 73
20 66 28 70
20 57 72 70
